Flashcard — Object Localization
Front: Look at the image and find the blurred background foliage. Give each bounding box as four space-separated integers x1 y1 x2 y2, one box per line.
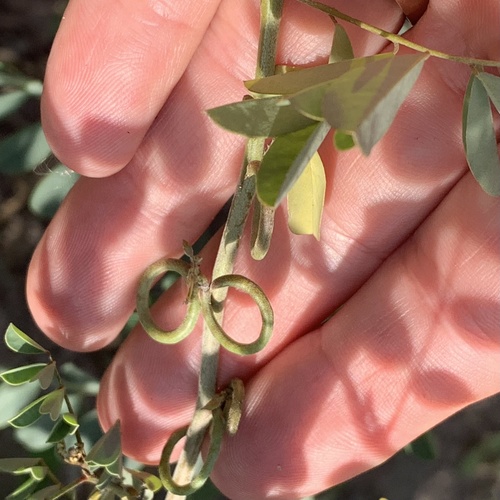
0 0 499 498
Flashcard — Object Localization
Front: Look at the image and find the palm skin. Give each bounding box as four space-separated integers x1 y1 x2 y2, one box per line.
26 0 499 498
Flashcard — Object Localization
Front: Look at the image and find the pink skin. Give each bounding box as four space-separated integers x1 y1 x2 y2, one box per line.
27 0 499 498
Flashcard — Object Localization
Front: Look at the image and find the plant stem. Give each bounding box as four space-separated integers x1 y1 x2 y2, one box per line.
165 1 283 498
298 0 500 68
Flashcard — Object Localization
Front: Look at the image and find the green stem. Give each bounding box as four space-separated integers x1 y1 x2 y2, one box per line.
165 1 283 498
298 0 500 68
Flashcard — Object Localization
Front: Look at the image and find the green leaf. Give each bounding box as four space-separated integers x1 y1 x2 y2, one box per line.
34 362 56 390
31 485 62 500
291 53 427 154
463 74 500 196
246 54 392 95
207 95 317 138
0 457 42 474
476 72 500 112
404 431 437 460
46 412 79 443
333 130 355 150
0 90 29 120
86 420 122 468
6 477 39 500
287 151 326 240
0 364 47 386
0 375 40 430
8 394 49 428
125 468 162 492
39 388 65 421
257 122 330 207
330 23 354 63
29 164 79 220
4 324 47 354
0 123 52 175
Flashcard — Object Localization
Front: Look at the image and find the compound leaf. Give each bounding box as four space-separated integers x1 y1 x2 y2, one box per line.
0 364 47 386
463 74 500 196
207 95 317 137
4 324 46 354
287 151 326 240
257 122 330 207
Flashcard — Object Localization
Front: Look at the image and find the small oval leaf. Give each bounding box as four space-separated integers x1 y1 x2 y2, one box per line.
34 362 56 390
207 96 317 138
287 151 326 240
0 123 52 175
4 324 46 354
463 74 500 196
46 413 79 443
0 90 30 120
86 420 122 467
476 72 500 112
333 130 355 150
0 364 47 386
8 394 48 428
39 388 65 421
125 468 162 492
257 122 330 207
330 23 354 63
0 457 41 474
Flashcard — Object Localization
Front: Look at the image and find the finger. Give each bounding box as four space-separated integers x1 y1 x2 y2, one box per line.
41 0 222 176
28 0 403 351
212 174 500 499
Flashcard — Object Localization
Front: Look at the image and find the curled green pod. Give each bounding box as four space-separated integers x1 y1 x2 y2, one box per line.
200 274 274 355
136 258 201 344
158 409 225 495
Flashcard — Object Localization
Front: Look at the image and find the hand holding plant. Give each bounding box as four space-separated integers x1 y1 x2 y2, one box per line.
22 0 500 498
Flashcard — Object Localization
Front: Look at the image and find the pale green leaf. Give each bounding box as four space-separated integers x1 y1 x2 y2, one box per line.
46 412 79 443
246 54 392 95
0 457 42 474
476 72 500 112
125 468 162 492
257 122 330 207
333 130 355 150
330 23 354 63
463 74 500 196
0 90 29 120
291 53 427 154
207 95 317 137
0 364 47 386
31 485 62 499
28 164 79 220
6 477 39 500
4 324 46 354
34 362 56 390
0 123 52 175
39 387 65 421
8 394 49 428
86 420 122 467
0 374 40 430
287 152 326 240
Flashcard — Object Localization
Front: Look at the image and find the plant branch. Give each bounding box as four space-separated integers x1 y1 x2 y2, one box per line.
165 1 283 498
298 0 500 68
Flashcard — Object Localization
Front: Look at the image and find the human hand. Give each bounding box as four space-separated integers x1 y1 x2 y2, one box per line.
27 0 499 498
